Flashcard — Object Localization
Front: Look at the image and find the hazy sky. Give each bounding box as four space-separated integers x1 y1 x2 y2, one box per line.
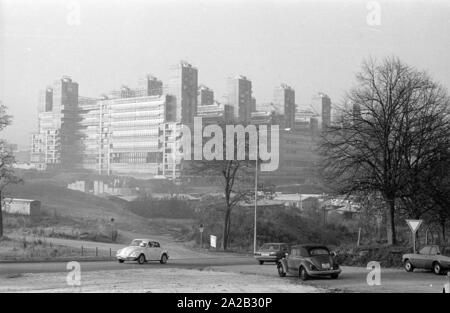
1 0 450 148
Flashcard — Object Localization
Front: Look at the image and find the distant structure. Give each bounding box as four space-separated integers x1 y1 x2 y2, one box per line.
311 92 331 129
168 61 198 124
1 198 41 217
31 75 181 179
29 62 331 183
78 94 179 179
197 85 214 106
227 75 252 123
250 96 257 113
31 76 79 170
273 84 296 129
197 101 234 124
295 108 320 132
137 75 163 96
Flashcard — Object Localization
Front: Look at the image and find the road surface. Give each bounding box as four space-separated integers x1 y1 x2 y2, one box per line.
209 263 450 293
0 257 255 276
0 257 317 293
1 257 449 292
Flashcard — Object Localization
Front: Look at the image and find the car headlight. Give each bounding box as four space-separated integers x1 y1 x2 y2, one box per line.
307 262 317 271
116 249 122 255
130 251 140 257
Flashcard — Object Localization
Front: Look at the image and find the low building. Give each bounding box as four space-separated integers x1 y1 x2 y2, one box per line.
1 198 41 216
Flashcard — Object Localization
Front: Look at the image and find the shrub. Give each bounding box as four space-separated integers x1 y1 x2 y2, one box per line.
125 198 196 219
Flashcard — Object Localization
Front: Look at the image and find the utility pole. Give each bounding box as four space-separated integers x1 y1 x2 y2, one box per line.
199 224 204 249
253 157 258 254
322 193 326 226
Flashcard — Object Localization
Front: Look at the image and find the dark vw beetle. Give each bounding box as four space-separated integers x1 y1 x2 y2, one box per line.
277 244 341 280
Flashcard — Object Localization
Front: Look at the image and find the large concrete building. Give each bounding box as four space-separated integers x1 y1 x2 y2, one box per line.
77 93 179 179
30 65 330 184
227 75 252 123
168 61 198 124
31 74 182 179
273 84 296 129
198 85 214 106
271 129 320 182
295 108 319 132
137 75 163 96
31 76 80 170
311 92 331 129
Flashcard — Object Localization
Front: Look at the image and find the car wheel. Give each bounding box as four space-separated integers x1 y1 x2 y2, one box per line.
118 259 124 264
299 266 309 281
433 262 442 275
160 254 168 264
277 263 286 277
404 260 414 272
137 254 146 265
330 274 339 279
259 260 264 265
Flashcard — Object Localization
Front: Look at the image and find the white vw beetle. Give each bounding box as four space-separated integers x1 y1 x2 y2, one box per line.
116 239 169 264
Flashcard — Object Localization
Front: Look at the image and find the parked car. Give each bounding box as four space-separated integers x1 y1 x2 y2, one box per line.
116 239 169 264
277 244 341 280
402 245 450 275
254 243 290 265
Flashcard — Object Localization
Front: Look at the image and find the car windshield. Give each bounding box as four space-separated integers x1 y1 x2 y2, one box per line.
260 244 280 251
308 248 329 256
130 240 146 247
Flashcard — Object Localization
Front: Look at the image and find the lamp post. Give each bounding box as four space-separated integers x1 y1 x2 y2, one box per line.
199 224 204 249
110 218 115 242
253 157 258 254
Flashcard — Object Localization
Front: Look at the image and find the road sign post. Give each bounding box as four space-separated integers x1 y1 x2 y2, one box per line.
406 219 423 254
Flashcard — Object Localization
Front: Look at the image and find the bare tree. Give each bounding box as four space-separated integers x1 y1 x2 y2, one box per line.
419 149 450 243
186 123 256 250
0 105 21 238
320 56 450 245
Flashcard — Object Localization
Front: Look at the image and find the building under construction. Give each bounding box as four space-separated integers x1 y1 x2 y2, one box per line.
31 74 182 179
31 63 330 182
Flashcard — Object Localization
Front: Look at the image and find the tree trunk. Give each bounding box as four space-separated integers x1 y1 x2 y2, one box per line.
0 190 3 238
386 198 397 245
441 217 447 245
222 207 231 250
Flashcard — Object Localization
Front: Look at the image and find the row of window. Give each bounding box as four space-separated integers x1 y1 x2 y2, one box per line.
111 119 164 126
112 142 159 148
112 130 159 137
112 115 163 122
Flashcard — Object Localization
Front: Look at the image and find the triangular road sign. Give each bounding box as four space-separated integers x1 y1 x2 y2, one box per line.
406 219 423 233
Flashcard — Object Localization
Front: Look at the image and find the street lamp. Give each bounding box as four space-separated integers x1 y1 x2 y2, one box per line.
199 224 204 249
253 157 258 254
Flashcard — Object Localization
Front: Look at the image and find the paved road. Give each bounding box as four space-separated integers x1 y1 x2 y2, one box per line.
209 263 450 293
1 257 449 292
0 257 255 277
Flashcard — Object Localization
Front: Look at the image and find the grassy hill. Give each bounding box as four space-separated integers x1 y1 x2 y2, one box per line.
3 178 154 240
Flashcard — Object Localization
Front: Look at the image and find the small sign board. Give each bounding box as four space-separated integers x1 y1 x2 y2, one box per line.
199 224 204 233
406 219 423 234
210 235 217 248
